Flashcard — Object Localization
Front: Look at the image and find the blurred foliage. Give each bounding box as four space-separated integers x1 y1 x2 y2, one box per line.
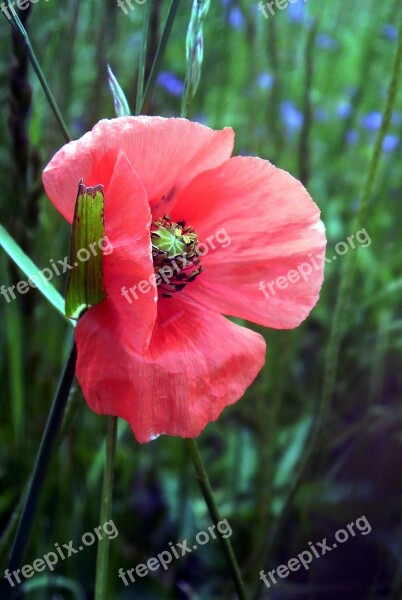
0 0 402 598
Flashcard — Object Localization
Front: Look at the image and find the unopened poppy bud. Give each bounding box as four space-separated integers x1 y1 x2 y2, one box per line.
65 180 107 319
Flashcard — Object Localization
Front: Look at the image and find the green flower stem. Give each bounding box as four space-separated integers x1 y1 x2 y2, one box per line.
253 21 402 600
298 18 317 187
100 6 195 589
95 416 118 600
185 439 248 600
5 340 77 598
3 1 71 142
179 4 245 596
1 6 73 592
140 0 182 113
135 0 151 115
318 18 402 446
181 0 210 118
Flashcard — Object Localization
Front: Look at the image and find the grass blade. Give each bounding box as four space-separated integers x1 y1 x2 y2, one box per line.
0 223 69 324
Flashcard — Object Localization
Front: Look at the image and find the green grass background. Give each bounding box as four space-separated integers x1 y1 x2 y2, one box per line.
0 0 402 598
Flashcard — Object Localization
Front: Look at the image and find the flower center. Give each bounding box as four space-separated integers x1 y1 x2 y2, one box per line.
151 215 203 298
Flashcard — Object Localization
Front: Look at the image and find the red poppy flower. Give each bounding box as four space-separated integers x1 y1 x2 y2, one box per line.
43 117 326 443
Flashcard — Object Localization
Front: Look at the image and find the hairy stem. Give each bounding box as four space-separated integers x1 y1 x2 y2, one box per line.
3 341 77 599
186 439 248 600
3 1 70 142
95 416 118 600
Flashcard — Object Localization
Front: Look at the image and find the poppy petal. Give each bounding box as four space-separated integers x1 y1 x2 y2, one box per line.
75 294 266 443
171 156 326 329
42 117 234 223
101 151 157 349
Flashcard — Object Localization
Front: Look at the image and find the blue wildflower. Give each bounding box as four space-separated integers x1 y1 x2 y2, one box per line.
337 100 352 119
314 108 328 122
383 134 399 152
280 101 303 133
238 148 253 156
257 72 273 90
288 0 307 22
362 112 382 131
157 71 184 97
317 33 338 50
193 113 208 125
346 131 359 145
382 24 397 41
229 6 245 29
